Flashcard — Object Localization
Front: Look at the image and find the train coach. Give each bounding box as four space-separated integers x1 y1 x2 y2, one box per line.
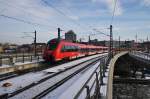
43 38 108 62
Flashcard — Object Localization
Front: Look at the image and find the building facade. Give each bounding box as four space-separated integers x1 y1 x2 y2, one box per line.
65 31 77 42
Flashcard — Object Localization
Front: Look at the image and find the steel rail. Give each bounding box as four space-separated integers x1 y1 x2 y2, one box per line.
0 53 106 81
7 55 106 98
33 57 103 99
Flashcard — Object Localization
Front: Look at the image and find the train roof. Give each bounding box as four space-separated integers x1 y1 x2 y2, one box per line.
48 38 108 48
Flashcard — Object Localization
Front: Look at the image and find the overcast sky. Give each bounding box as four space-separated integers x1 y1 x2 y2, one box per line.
0 0 150 44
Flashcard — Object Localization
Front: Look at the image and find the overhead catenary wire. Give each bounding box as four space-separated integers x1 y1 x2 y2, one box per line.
0 0 69 30
41 0 92 31
0 1 57 27
60 2 102 35
92 28 110 37
0 0 112 40
91 0 118 38
42 0 111 38
61 1 111 33
1 0 110 38
0 14 37 25
60 2 100 38
0 13 69 40
59 0 110 37
0 14 57 29
110 0 117 25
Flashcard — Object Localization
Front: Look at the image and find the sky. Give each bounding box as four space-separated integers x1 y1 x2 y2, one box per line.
0 0 150 44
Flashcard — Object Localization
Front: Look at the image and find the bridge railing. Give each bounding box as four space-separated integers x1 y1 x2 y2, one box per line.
131 51 150 61
106 51 128 99
0 53 43 66
74 56 107 99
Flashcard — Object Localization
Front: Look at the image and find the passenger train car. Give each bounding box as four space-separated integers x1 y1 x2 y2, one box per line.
43 38 108 62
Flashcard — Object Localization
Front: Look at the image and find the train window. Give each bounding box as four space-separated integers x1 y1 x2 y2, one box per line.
61 45 66 52
48 44 57 50
66 46 70 52
65 45 72 52
61 45 70 52
61 45 79 52
72 46 74 51
47 42 58 50
74 46 79 51
69 46 72 52
72 46 75 51
80 48 86 53
69 46 74 52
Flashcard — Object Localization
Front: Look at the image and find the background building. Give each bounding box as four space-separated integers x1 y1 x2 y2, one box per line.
141 41 150 53
65 30 77 42
88 39 135 48
0 44 3 53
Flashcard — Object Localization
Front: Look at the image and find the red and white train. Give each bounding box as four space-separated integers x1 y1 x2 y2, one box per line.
43 38 108 62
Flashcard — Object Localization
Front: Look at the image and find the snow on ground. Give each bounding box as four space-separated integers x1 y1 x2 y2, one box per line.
100 64 110 99
0 53 107 97
42 73 81 99
14 59 43 65
0 72 53 95
0 65 10 68
0 59 43 68
44 53 107 73
133 52 150 60
9 57 101 99
50 62 100 99
100 70 109 97
2 58 10 61
145 77 150 79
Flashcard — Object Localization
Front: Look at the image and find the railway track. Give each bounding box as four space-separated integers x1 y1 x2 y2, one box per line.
0 61 45 81
33 58 102 99
6 55 106 99
0 73 18 81
0 58 76 81
0 53 106 82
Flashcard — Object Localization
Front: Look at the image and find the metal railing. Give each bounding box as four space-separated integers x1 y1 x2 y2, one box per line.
74 56 107 99
131 51 150 61
0 53 43 66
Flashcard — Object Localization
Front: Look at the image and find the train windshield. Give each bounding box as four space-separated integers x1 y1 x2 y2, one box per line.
47 40 59 50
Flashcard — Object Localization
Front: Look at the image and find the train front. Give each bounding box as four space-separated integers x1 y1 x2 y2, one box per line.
43 39 59 62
